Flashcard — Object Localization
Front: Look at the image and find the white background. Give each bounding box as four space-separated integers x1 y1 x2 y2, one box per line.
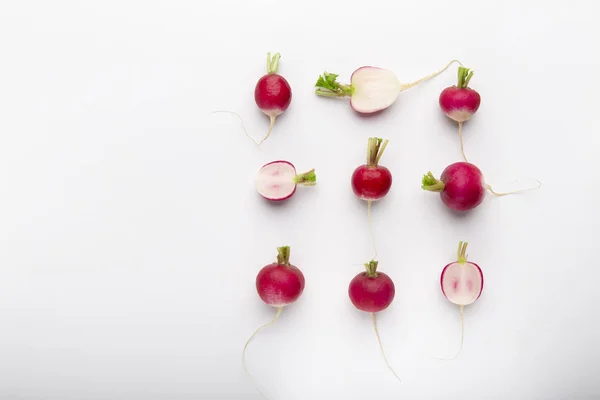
0 1 598 399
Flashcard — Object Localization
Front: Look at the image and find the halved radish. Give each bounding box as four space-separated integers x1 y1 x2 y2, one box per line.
314 60 461 114
256 161 316 201
438 241 484 360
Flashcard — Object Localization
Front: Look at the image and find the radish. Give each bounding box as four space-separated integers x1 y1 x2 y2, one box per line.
314 60 461 114
438 241 484 359
352 137 391 257
421 161 486 211
256 160 316 201
254 52 292 144
421 161 541 211
439 66 481 161
351 137 392 202
213 52 290 145
348 260 401 381
242 246 305 385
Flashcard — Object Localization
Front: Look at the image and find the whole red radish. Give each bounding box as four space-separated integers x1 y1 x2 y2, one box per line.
422 162 541 211
256 160 316 201
348 260 400 381
243 246 305 382
438 241 484 360
421 161 486 211
314 60 461 114
254 52 292 144
349 260 395 313
352 137 392 201
439 67 481 123
256 245 305 308
439 66 481 161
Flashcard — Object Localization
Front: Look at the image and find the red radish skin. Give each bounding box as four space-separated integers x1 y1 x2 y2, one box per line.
439 66 481 162
437 242 484 360
256 160 316 202
351 137 392 201
439 67 481 123
422 162 542 211
256 246 305 307
421 162 486 211
255 52 292 144
348 261 395 312
348 260 401 381
314 60 461 114
352 137 391 259
242 246 305 388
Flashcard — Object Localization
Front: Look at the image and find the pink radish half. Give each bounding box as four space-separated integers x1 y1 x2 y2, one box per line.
314 60 461 114
437 241 483 360
441 242 484 305
256 161 316 201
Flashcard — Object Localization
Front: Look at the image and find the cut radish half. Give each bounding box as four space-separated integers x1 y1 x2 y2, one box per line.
440 242 484 305
314 60 461 114
436 241 484 360
350 67 402 113
256 161 316 201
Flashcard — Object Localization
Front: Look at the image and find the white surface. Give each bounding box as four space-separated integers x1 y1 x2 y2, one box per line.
0 1 598 399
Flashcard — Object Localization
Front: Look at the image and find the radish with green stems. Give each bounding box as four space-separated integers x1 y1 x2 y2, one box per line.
348 260 401 381
254 52 292 143
242 246 305 391
421 161 541 212
351 137 391 258
314 60 461 114
213 52 291 145
437 241 483 360
439 66 481 162
256 160 316 201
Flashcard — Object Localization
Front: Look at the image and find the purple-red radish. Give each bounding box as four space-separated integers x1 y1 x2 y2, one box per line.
351 137 392 202
314 60 461 114
439 66 481 162
351 137 391 257
421 162 486 211
254 52 292 144
256 160 316 201
421 161 541 211
348 260 401 381
213 52 290 145
438 241 484 359
243 246 305 380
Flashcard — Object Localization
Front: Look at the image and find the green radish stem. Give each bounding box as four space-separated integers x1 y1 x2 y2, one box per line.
293 169 317 186
266 52 281 75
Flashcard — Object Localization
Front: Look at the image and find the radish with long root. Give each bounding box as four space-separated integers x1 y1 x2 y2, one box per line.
314 60 462 114
242 246 305 392
351 137 391 258
421 161 541 212
439 66 481 162
348 260 401 381
213 52 291 145
437 241 483 360
256 160 316 201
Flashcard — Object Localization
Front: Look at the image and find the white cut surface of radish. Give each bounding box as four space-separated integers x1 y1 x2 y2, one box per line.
350 67 402 113
441 262 483 305
256 161 297 200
